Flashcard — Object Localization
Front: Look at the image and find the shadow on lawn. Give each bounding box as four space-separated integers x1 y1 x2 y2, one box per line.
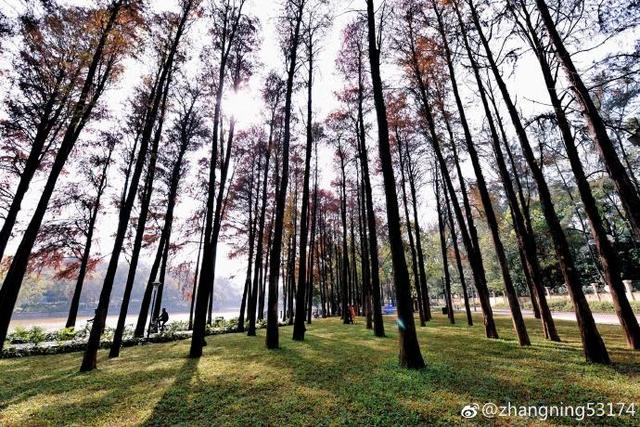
2 316 639 426
143 357 200 426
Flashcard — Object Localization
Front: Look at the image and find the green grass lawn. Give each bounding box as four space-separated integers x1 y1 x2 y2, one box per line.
1 314 639 426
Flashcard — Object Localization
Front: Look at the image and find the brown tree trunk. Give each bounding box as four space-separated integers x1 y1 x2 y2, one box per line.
404 142 431 321
407 8 498 339
355 66 385 336
516 4 640 348
396 128 426 326
443 172 473 326
365 0 424 369
266 0 305 349
464 0 608 362
0 0 124 355
293 37 315 340
110 69 172 359
534 0 640 240
435 170 455 324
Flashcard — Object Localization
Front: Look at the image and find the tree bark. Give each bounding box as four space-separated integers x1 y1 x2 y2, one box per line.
0 1 124 354
463 0 608 362
365 0 424 369
396 128 426 326
534 0 640 240
293 35 315 340
435 170 455 324
266 0 305 349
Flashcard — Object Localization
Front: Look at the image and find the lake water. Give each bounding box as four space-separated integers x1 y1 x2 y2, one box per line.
9 309 242 332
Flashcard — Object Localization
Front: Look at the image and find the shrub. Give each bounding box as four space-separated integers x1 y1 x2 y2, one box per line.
8 327 31 344
28 326 47 346
165 320 189 334
54 327 77 342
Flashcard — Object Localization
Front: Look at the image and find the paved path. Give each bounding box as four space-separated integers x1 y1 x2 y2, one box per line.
491 309 639 325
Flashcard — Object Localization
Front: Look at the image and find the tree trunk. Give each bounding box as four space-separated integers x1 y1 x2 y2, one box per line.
534 0 640 240
266 0 304 349
66 146 113 328
293 38 315 340
188 219 205 330
396 128 426 326
464 0 608 362
110 69 172 359
404 142 431 321
435 170 455 324
443 172 473 326
338 151 350 324
0 1 124 354
356 41 385 337
408 8 498 339
366 0 424 369
516 4 640 348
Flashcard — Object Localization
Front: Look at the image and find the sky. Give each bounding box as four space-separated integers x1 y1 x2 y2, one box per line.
0 0 631 303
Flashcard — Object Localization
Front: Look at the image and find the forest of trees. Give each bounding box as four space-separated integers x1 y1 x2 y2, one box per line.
0 0 639 370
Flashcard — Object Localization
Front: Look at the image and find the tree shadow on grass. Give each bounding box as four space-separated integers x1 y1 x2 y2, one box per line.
143 357 200 426
257 319 640 425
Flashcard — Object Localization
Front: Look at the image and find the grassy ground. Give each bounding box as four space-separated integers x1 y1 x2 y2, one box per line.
1 314 639 426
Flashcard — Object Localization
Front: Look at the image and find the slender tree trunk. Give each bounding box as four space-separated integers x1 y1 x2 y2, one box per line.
266 0 304 349
293 39 314 340
443 173 473 326
66 147 113 329
514 4 640 348
435 171 455 324
366 0 424 368
239 157 259 333
396 129 425 326
464 0 607 362
534 0 640 239
338 151 350 324
110 71 172 358
188 219 205 330
307 144 319 324
357 169 373 329
356 47 385 337
0 1 124 354
407 11 497 339
405 144 431 321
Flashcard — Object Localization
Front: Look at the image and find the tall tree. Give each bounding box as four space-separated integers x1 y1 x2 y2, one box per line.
508 0 640 348
460 0 608 362
0 6 90 262
0 0 141 352
80 1 191 370
247 72 284 336
534 0 640 240
190 0 253 357
337 19 385 336
265 0 306 349
365 0 425 369
399 0 498 339
134 82 207 338
293 1 330 340
65 135 117 328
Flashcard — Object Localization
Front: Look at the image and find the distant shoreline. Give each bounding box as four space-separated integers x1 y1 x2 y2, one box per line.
9 309 242 332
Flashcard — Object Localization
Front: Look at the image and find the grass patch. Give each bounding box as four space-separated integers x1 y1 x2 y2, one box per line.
1 314 639 426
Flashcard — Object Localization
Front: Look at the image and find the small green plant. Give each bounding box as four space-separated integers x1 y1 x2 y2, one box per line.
165 320 189 334
8 326 31 344
54 327 77 342
28 326 47 346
